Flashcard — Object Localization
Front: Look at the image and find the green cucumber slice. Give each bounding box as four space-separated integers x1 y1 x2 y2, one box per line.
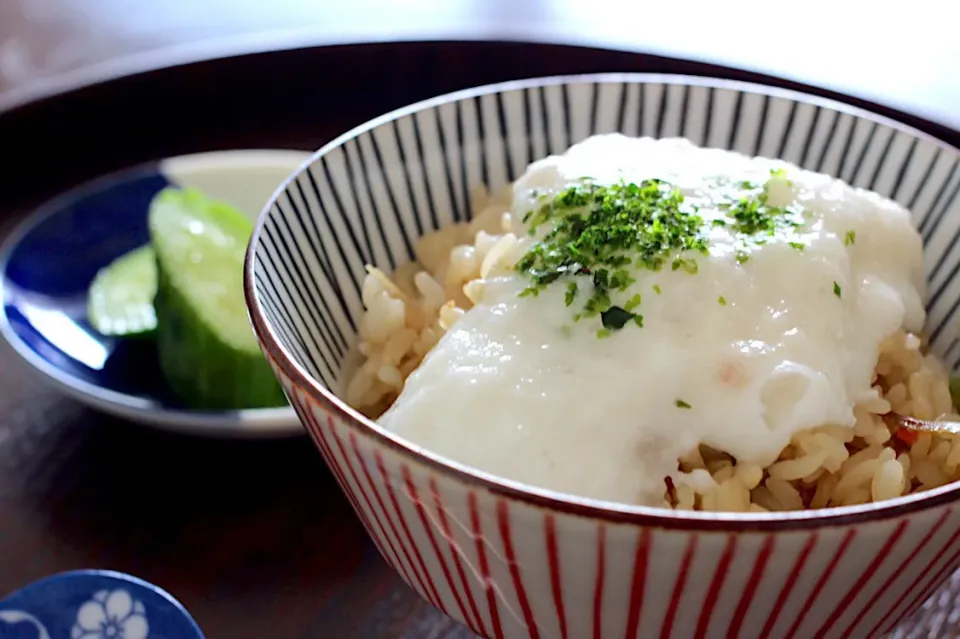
149 187 286 410
87 245 158 338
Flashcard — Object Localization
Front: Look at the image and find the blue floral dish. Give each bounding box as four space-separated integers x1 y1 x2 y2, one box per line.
0 569 203 639
0 150 308 438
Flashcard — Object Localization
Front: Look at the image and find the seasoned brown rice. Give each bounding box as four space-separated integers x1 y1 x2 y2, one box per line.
345 186 960 513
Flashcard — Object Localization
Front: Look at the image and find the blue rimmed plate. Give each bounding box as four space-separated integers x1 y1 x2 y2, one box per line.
0 149 309 438
0 569 203 639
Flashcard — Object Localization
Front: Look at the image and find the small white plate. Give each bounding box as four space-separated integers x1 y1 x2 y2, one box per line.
0 149 311 438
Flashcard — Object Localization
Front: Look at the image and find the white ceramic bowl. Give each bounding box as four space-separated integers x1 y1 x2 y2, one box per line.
245 74 960 638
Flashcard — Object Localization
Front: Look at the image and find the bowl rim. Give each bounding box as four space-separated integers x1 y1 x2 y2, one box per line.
245 72 960 530
0 149 306 438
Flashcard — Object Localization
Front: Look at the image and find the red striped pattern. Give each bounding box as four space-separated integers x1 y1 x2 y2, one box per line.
858 509 952 637
918 550 960 609
784 529 856 639
900 552 960 624
544 515 569 639
281 379 960 639
891 524 960 626
905 550 960 619
431 477 487 636
328 417 419 588
694 534 737 639
760 532 818 637
623 529 653 638
497 500 539 638
592 526 606 639
325 426 409 572
346 431 432 602
470 491 504 639
289 390 399 574
402 465 475 633
726 535 774 638
659 535 698 639
813 520 908 637
867 514 960 636
303 408 381 550
291 397 360 518
374 451 445 609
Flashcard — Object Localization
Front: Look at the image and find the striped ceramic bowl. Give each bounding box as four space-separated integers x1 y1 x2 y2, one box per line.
244 74 960 638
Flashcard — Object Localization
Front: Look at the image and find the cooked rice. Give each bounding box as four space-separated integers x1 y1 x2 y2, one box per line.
345 186 960 513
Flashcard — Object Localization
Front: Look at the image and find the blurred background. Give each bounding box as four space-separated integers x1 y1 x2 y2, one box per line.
2 0 958 123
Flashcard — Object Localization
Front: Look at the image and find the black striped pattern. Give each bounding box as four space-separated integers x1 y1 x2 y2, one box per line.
251 75 960 389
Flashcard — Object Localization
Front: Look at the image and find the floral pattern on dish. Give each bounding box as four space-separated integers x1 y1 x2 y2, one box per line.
71 589 149 639
0 570 200 639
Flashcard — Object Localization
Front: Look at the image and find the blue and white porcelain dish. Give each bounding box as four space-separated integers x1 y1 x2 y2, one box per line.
0 149 308 438
0 569 203 639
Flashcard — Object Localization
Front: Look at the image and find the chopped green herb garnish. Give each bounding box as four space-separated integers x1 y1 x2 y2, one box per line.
833 281 842 298
676 399 692 409
789 241 805 251
718 295 727 306
515 179 708 334
565 282 577 307
514 175 811 338
600 306 638 331
717 175 806 249
672 256 699 274
727 193 804 236
597 328 612 339
844 230 856 246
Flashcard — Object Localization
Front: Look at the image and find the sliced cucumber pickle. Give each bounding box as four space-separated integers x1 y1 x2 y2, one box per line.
149 187 286 410
88 245 158 338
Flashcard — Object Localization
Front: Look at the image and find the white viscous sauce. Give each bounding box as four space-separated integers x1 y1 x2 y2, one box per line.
378 135 926 506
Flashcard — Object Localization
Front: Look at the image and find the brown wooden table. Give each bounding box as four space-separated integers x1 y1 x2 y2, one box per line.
2 3 960 637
